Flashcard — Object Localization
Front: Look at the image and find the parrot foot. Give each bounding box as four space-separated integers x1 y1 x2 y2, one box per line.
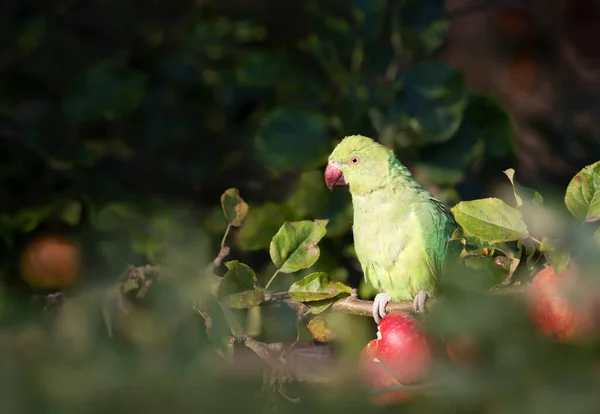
372 293 391 324
413 290 431 313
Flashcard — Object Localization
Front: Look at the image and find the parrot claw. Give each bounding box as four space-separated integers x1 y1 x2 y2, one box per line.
413 290 431 313
372 293 391 324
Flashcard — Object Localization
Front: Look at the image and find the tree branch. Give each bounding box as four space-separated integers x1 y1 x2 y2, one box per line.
236 335 285 369
212 245 231 269
279 284 528 318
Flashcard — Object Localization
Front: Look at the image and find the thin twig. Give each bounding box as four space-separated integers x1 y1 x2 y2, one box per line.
212 246 231 269
211 224 232 269
41 292 66 310
237 335 284 369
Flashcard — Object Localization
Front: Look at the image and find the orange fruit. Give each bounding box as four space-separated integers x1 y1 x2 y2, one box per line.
19 235 83 289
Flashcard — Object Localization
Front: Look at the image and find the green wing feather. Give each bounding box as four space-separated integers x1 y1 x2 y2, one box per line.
354 189 458 302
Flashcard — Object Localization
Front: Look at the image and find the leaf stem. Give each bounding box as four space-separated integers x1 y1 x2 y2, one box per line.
264 269 280 290
221 223 232 249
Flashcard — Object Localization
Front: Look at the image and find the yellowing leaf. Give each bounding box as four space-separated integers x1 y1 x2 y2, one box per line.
288 272 352 302
270 220 328 273
220 188 248 227
565 161 600 222
451 198 528 243
307 317 337 342
503 168 543 207
504 168 523 207
217 261 265 309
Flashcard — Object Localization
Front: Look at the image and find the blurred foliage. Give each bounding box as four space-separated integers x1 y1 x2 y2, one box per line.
1 0 600 413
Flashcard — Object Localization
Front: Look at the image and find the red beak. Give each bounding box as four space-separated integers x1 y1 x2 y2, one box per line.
324 163 347 190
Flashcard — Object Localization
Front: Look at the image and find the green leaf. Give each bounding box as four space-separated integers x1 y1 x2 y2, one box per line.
401 61 468 145
395 0 449 57
92 203 140 232
132 235 162 262
503 168 544 208
245 306 262 337
217 261 265 309
451 227 495 257
504 168 523 207
270 220 328 273
564 161 600 222
296 320 315 343
412 163 464 187
231 21 268 43
539 237 571 274
424 94 516 173
288 272 352 302
122 279 141 294
62 61 147 125
59 199 83 226
422 121 483 173
203 300 235 362
352 0 386 41
11 204 53 233
321 193 354 238
220 188 249 227
285 170 331 219
235 50 305 89
203 207 229 235
308 298 338 314
465 94 517 159
452 198 529 243
254 108 330 171
503 245 522 284
460 255 510 288
518 239 538 271
238 203 292 251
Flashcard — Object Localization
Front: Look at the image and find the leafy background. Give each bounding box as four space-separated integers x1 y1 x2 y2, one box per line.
2 0 600 413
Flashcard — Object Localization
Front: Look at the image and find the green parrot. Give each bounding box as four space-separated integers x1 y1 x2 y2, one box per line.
324 135 459 323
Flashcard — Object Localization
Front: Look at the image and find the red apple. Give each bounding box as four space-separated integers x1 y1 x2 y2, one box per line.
526 265 600 341
19 234 83 290
359 312 437 404
360 342 413 404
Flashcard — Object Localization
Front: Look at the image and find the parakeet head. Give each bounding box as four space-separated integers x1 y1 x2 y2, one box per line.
324 135 398 194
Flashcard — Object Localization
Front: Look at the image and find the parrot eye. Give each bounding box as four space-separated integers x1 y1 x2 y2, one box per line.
350 156 360 165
